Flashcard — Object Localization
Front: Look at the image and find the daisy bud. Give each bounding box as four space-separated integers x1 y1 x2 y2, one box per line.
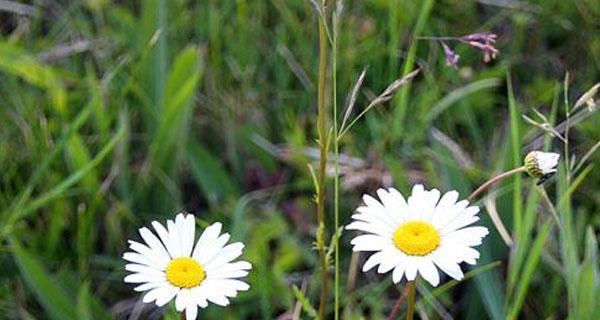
524 151 560 178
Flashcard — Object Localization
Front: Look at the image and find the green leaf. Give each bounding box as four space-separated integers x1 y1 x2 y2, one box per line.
292 285 318 319
391 0 434 139
11 239 77 320
3 122 125 235
426 78 501 123
574 260 597 319
146 47 202 175
76 283 93 320
507 218 553 319
507 72 523 241
0 42 66 113
187 140 239 203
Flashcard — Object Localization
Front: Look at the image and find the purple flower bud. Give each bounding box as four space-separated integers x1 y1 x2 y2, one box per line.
460 32 497 43
441 42 460 68
463 37 499 63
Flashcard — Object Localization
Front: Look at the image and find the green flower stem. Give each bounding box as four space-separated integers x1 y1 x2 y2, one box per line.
468 166 527 201
332 9 340 320
406 281 416 320
316 2 329 319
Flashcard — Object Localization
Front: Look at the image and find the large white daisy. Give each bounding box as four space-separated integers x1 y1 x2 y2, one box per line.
347 185 489 287
123 213 251 319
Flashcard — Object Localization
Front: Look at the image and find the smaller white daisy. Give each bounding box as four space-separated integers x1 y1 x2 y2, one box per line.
124 213 251 319
347 185 489 287
524 151 560 177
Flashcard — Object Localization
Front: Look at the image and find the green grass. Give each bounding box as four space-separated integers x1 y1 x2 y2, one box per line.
1 0 599 319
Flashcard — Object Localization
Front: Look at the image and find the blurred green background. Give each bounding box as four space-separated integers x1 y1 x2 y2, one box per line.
0 0 599 319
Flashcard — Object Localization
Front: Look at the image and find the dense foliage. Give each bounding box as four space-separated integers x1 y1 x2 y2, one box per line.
0 0 599 319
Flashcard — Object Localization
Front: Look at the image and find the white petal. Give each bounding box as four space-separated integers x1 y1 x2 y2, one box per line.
350 213 395 235
139 227 171 263
185 303 198 320
406 185 440 221
350 234 392 252
123 252 154 267
417 258 440 287
207 269 249 279
432 200 470 229
202 281 231 306
444 246 480 265
206 293 230 306
431 250 464 280
152 221 177 258
134 281 167 292
205 243 244 271
167 220 182 257
442 226 489 247
143 286 168 304
392 264 405 283
362 194 386 212
376 188 404 224
176 288 191 311
407 185 425 220
191 285 209 308
156 285 180 307
206 261 252 279
125 263 164 277
357 194 398 229
195 233 231 265
388 188 410 219
128 241 169 269
204 279 249 297
192 222 223 262
534 151 560 173
362 251 385 272
404 256 418 281
431 190 459 224
440 206 481 234
176 213 195 257
124 273 164 284
143 284 178 306
421 189 441 221
346 221 393 238
376 248 404 274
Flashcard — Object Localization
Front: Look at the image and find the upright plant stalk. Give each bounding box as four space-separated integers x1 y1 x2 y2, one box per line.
316 2 329 318
332 7 340 320
405 281 416 320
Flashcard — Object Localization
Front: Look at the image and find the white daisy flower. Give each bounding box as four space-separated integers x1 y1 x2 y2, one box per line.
123 213 251 319
524 151 560 178
347 185 489 287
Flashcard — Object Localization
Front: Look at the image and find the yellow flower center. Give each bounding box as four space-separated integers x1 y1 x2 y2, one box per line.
165 257 205 288
393 221 440 256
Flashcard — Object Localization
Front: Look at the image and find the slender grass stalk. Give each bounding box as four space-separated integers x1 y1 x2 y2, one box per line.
332 1 340 319
561 73 578 313
468 167 527 201
405 281 416 320
316 1 329 318
564 73 571 185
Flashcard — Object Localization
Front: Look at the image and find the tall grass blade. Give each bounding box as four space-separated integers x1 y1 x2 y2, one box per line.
507 218 553 319
11 238 77 320
187 140 239 203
